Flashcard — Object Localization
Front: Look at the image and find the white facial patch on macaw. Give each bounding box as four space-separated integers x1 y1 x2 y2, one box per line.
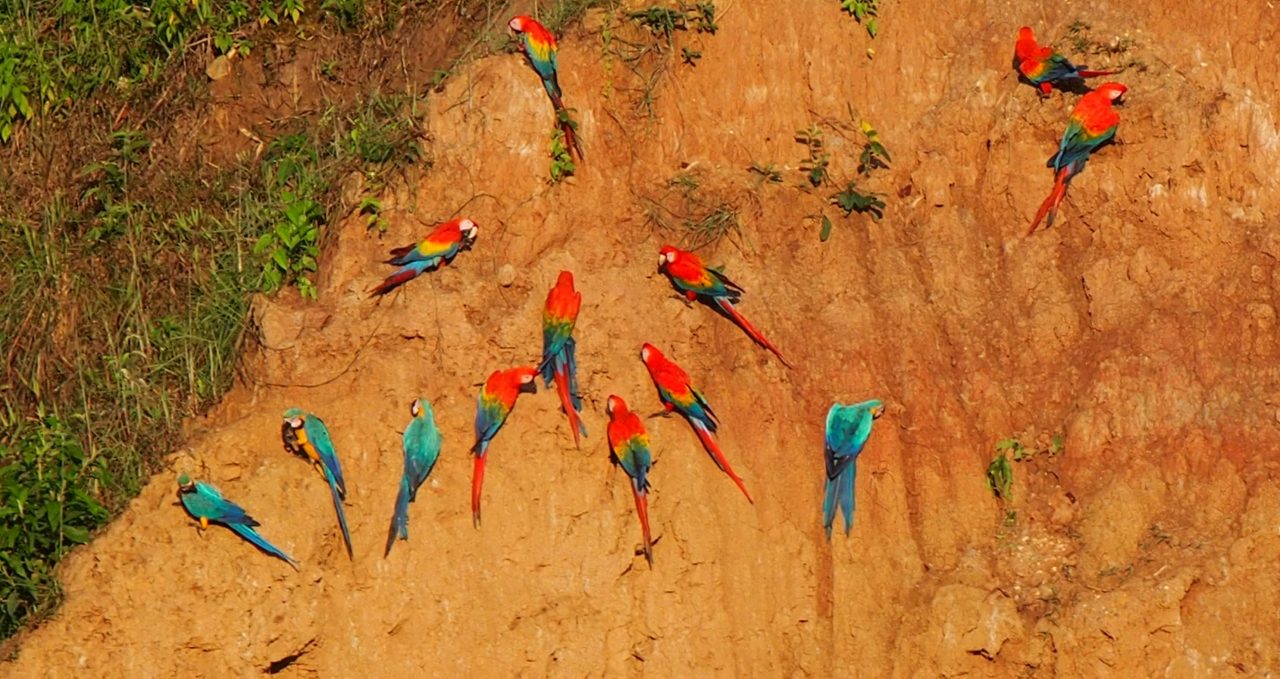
287 417 304 429
411 400 421 417
640 346 651 361
520 373 534 384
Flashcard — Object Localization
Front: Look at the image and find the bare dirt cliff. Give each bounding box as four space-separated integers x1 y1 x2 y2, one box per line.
8 0 1280 676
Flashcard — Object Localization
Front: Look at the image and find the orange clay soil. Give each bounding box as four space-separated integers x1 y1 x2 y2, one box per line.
8 0 1280 676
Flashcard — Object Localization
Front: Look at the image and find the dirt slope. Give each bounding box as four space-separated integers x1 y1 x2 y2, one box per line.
8 0 1280 676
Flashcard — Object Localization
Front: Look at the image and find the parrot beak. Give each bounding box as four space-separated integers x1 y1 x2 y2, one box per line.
872 405 885 419
519 381 537 395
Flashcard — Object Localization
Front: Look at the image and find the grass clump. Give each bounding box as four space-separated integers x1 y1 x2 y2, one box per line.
839 0 881 38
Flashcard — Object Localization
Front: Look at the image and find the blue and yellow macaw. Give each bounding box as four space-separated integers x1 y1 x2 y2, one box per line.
385 398 442 557
177 473 298 569
282 408 353 558
823 399 885 539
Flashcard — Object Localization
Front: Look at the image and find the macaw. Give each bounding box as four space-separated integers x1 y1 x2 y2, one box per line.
605 395 654 566
282 408 353 558
177 473 298 569
471 366 539 527
508 15 584 160
539 271 587 447
369 217 479 297
822 400 885 539
657 245 793 368
385 398 442 557
1014 26 1120 96
1028 82 1127 235
639 343 753 503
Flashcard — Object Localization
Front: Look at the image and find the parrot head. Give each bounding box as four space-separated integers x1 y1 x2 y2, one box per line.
458 218 479 250
1095 82 1127 103
639 342 662 367
657 245 680 271
514 366 539 395
867 400 886 419
508 14 533 34
410 397 435 419
605 394 627 417
177 473 195 492
555 270 574 288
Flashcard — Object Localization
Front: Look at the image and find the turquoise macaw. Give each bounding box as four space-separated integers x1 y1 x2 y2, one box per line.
385 397 442 557
282 408 353 558
177 473 298 569
823 400 885 539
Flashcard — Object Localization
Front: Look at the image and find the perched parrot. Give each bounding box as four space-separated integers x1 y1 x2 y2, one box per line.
605 395 655 566
822 400 885 539
470 366 539 527
1014 26 1120 96
657 245 793 368
639 343 753 503
539 271 587 447
369 217 479 297
177 473 298 569
385 397 442 557
508 15 584 160
282 408 353 558
1028 82 1127 235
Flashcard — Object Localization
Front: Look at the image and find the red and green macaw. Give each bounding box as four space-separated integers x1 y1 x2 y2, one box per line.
823 400 884 539
657 245 792 368
508 15 584 160
1014 26 1120 96
470 366 539 527
639 343 753 503
540 271 587 447
177 474 299 570
606 395 654 566
282 408 353 559
1028 82 1127 235
369 217 479 297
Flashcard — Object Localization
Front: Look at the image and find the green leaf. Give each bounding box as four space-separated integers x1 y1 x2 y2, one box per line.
62 525 90 544
272 249 289 270
820 215 833 242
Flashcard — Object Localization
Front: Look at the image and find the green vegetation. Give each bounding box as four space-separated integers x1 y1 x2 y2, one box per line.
597 1 718 115
798 119 890 241
795 124 831 188
643 169 741 249
0 0 434 143
997 433 1065 461
1062 19 1143 71
549 128 577 184
986 450 1014 501
839 0 881 38
0 0 433 638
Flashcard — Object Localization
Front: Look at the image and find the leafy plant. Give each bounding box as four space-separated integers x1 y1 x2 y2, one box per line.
253 192 323 298
858 120 892 173
549 128 577 184
831 183 885 220
840 0 880 38
359 196 387 232
795 124 830 187
986 451 1013 501
0 413 110 637
629 2 717 37
748 162 782 185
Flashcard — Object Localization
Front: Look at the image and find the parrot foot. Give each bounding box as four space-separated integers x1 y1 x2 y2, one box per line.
646 410 674 420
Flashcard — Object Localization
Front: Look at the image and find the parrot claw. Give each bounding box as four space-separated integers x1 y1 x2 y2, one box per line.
646 410 673 420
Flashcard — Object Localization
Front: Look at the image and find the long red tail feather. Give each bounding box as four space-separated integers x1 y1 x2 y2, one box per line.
1028 167 1073 236
369 268 417 297
553 365 582 448
633 488 653 566
691 422 754 504
717 299 793 368
471 455 485 528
